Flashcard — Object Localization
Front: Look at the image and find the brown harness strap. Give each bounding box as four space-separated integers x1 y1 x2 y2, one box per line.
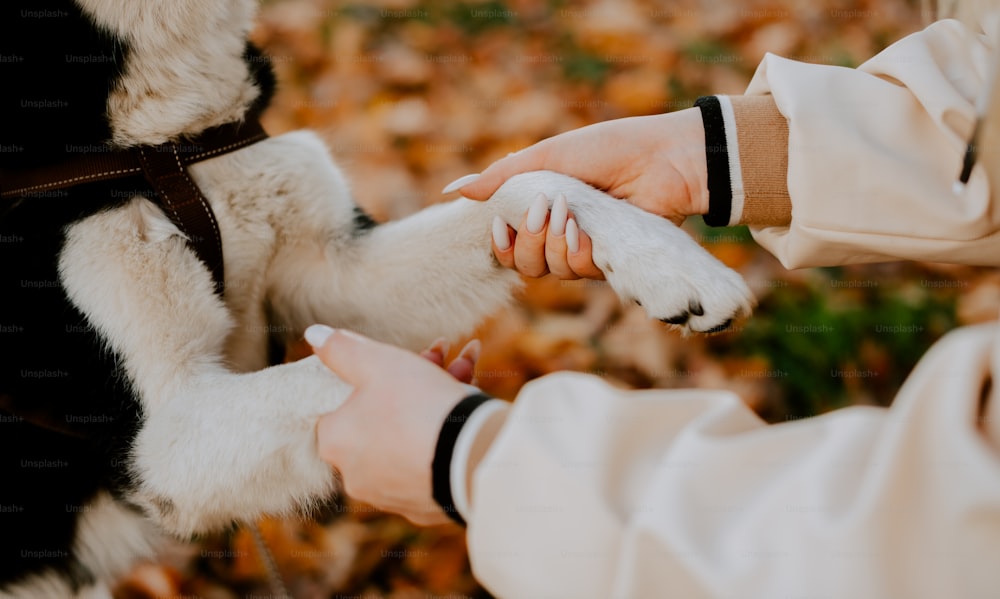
137 143 227 293
0 119 268 295
0 394 92 440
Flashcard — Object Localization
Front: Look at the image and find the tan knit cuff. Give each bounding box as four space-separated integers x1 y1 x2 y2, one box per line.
729 95 792 226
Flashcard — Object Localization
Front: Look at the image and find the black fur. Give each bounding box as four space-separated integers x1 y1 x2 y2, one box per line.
243 42 277 120
0 180 142 590
0 0 128 169
352 205 379 235
0 1 278 591
660 313 690 326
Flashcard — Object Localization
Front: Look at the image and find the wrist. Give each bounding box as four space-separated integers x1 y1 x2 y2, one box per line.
676 107 711 218
652 108 710 222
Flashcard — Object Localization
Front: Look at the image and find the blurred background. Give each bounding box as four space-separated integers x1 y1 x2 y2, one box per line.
113 0 1000 597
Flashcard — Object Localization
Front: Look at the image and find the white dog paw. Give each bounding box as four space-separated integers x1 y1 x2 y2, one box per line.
490 171 756 334
595 225 755 334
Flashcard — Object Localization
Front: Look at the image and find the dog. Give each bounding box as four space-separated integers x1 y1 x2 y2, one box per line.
0 1 754 596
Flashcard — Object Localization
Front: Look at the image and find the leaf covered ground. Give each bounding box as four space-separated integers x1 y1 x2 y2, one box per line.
113 1 998 597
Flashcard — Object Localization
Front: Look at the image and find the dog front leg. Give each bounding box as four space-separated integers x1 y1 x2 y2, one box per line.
130 356 349 536
59 203 348 537
267 198 522 350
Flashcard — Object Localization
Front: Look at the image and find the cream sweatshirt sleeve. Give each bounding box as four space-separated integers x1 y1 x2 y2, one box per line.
446 326 1000 598
699 19 1000 268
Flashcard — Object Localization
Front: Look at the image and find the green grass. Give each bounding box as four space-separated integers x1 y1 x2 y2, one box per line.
722 269 956 420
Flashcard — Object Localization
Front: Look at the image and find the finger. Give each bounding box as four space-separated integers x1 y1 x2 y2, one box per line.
445 358 475 385
544 195 578 280
459 144 551 200
513 193 550 278
406 510 453 527
446 339 481 384
305 324 394 386
491 216 516 269
419 337 450 367
566 219 605 280
419 349 445 368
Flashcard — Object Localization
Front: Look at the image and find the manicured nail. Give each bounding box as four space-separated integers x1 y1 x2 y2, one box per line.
305 324 335 347
458 338 482 363
550 194 568 236
441 173 481 194
492 216 511 250
339 329 368 342
526 193 548 234
566 218 580 253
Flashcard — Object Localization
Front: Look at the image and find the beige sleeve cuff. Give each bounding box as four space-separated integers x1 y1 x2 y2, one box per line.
728 95 792 226
450 399 510 520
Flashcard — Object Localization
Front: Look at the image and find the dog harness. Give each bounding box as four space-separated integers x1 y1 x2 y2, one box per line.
0 120 268 295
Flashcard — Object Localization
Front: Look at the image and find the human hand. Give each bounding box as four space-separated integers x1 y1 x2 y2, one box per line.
306 325 481 526
445 108 708 279
489 192 605 280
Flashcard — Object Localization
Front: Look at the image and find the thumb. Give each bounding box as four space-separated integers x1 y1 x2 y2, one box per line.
304 324 384 386
458 143 550 200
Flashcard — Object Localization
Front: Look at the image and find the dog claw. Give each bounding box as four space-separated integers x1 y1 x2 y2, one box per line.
701 319 733 334
688 300 704 316
660 313 689 326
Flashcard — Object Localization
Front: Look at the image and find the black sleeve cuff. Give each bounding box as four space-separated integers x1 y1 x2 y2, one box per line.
694 96 733 227
431 391 494 526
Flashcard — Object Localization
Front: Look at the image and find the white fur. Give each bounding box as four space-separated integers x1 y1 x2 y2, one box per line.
0 577 111 599
73 493 158 586
58 194 349 535
0 493 150 599
74 0 261 146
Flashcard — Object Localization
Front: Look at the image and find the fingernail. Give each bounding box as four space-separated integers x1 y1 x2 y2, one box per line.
458 338 482 363
429 337 450 357
339 329 368 342
566 218 580 253
550 194 568 236
441 173 481 194
491 216 511 250
526 193 548 234
305 324 335 347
